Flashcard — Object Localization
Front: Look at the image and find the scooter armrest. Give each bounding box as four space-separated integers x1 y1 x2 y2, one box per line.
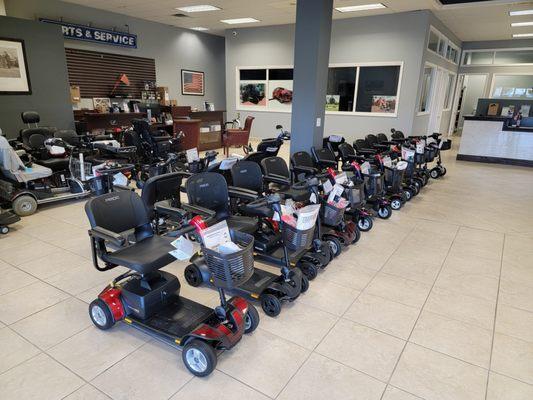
357 148 377 156
113 184 134 192
263 173 291 186
292 165 318 175
89 226 126 247
228 186 259 201
154 200 188 220
181 203 217 218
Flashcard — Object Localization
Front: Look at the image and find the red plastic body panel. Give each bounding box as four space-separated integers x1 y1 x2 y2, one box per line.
98 286 125 322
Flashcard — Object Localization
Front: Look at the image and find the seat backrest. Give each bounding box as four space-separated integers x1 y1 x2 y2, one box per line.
256 137 281 154
312 146 336 164
132 119 155 146
261 156 290 179
85 190 151 234
54 130 80 146
366 134 378 146
391 130 404 139
377 133 388 143
186 172 229 217
338 142 356 160
231 161 263 193
243 116 255 132
353 139 369 151
141 172 183 214
21 128 54 149
21 111 40 125
291 151 314 168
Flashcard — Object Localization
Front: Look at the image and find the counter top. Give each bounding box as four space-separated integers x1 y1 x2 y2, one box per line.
463 115 533 133
464 116 508 122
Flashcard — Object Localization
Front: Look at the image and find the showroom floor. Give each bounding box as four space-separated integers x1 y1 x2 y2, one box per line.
0 143 532 400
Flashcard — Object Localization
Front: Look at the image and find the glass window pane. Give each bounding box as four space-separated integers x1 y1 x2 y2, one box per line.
428 31 439 52
419 66 434 112
268 68 293 80
463 51 493 65
491 75 533 99
494 50 533 65
355 65 401 113
438 38 446 56
240 69 266 80
326 67 357 112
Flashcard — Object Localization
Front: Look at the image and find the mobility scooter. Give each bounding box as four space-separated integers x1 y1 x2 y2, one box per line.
242 124 291 165
183 172 307 317
85 189 259 376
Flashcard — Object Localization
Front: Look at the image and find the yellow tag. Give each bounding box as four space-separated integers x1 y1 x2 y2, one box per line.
251 293 259 299
124 318 132 324
175 338 181 345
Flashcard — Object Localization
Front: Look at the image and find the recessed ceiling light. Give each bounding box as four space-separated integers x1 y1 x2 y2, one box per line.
511 21 533 27
513 33 533 38
220 18 260 24
509 10 533 16
190 27 209 31
335 3 386 13
176 5 221 13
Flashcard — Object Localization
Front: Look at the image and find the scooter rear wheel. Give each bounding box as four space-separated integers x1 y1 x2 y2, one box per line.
390 198 402 210
378 205 392 219
261 293 282 317
184 264 202 287
244 304 260 334
352 227 361 244
440 166 447 176
325 236 342 258
430 168 441 179
301 276 309 293
12 195 37 217
182 340 217 377
89 299 115 330
298 261 318 281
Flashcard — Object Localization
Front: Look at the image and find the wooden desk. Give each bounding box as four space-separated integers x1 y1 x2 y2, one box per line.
78 112 145 133
171 109 225 151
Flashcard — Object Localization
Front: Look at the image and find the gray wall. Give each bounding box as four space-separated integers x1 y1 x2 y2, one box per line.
225 11 430 141
6 0 226 111
0 16 74 138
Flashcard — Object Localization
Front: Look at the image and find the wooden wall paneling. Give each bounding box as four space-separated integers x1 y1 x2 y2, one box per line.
65 48 156 99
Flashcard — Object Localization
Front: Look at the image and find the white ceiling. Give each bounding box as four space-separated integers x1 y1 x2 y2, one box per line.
62 0 533 41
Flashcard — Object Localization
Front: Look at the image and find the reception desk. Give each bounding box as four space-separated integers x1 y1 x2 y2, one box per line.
457 116 533 167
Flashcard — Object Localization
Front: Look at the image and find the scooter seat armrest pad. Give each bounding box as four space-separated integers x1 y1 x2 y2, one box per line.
292 165 318 174
318 159 337 167
89 226 126 247
263 173 291 186
228 186 259 201
155 200 188 220
181 203 217 218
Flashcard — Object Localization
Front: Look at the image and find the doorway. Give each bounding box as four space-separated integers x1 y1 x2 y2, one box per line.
451 73 488 135
427 68 449 135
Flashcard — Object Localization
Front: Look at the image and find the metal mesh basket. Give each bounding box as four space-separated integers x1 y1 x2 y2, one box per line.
425 147 437 162
363 171 384 197
345 184 364 208
440 139 452 150
282 223 315 251
202 230 254 289
384 167 405 192
321 202 347 227
70 156 93 181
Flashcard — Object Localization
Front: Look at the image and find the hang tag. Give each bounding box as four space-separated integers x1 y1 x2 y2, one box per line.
334 172 348 184
361 162 371 175
382 156 392 168
310 193 318 204
322 179 333 194
186 148 200 163
327 183 345 204
169 236 194 260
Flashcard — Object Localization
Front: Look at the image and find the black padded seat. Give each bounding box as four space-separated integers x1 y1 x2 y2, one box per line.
39 158 70 172
227 215 259 234
104 235 175 275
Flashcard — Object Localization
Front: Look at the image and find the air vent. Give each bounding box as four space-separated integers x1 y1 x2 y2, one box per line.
172 13 190 18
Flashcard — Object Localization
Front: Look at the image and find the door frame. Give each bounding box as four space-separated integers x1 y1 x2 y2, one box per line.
449 72 490 134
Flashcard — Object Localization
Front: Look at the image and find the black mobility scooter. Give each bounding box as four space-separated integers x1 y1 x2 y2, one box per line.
183 172 306 317
85 190 259 376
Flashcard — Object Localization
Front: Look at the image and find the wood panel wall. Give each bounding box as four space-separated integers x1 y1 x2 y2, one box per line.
65 48 156 99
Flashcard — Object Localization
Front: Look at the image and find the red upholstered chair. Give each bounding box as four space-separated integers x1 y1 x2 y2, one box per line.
222 116 254 156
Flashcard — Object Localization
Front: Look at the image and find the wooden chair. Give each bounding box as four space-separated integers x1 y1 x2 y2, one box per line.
222 116 254 156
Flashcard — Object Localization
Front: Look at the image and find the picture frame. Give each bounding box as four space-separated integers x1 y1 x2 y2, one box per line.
0 38 32 95
181 69 205 96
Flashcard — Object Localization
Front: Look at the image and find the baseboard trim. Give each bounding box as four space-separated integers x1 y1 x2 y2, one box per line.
456 154 533 168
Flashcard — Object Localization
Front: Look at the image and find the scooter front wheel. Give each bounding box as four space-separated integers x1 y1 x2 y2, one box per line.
184 264 203 287
244 304 260 334
378 205 392 219
182 340 217 377
358 216 373 232
261 293 282 317
430 168 441 179
390 198 402 210
89 299 115 330
300 276 309 293
298 261 318 281
324 236 342 258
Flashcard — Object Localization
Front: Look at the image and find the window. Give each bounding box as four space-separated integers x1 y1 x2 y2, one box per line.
427 27 460 64
463 49 533 66
419 66 434 113
491 74 533 99
462 51 494 65
444 73 456 110
494 49 533 65
355 66 401 114
326 67 357 112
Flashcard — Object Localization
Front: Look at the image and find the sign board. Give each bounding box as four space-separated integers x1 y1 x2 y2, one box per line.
40 19 137 49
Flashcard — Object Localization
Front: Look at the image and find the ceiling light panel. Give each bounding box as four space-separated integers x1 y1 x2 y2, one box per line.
513 33 533 38
190 27 209 31
509 10 533 17
220 18 260 24
176 5 221 13
335 3 386 13
511 22 533 27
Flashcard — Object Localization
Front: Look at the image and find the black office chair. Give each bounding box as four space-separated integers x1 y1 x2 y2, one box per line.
85 190 175 274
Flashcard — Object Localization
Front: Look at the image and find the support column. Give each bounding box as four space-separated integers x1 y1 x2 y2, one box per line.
290 0 333 154
0 0 6 16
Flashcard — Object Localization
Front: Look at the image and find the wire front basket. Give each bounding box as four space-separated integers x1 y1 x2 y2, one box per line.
321 202 346 227
69 156 93 181
282 223 315 251
203 230 254 289
384 167 405 192
345 184 365 208
363 171 384 198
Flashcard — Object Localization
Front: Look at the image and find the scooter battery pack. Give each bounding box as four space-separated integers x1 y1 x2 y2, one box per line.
121 271 180 320
253 232 281 253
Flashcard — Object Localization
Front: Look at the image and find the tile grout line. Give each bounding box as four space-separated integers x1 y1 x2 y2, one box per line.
378 224 461 400
484 232 506 400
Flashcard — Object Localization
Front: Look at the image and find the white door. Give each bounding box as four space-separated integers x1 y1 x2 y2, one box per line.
456 74 488 133
427 68 448 134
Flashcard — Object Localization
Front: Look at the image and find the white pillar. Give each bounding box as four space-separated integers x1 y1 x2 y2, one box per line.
0 0 6 16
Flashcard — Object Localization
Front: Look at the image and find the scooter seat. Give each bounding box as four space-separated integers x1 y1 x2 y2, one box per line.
39 158 70 172
104 235 175 275
277 186 309 203
226 215 258 234
241 203 274 219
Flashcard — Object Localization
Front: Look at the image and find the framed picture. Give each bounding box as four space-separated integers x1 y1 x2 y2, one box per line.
371 95 396 113
0 38 31 94
181 69 204 96
239 82 266 107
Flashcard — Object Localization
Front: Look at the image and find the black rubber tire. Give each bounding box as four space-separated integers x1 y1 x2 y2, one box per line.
430 168 440 179
182 340 217 377
403 189 412 201
351 226 361 244
300 276 309 293
12 195 38 217
440 166 447 176
184 264 202 287
412 180 422 194
89 299 115 330
358 216 373 232
390 198 402 210
244 304 260 334
260 293 282 317
299 261 318 281
377 205 392 219
325 236 342 258
0 226 9 234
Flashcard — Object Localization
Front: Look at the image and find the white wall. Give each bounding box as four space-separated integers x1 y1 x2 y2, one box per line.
6 0 226 110
225 11 430 141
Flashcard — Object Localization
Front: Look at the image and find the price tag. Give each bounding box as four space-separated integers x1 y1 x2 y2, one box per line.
186 148 200 163
322 179 333 194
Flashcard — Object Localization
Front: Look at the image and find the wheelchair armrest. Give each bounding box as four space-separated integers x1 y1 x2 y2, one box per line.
263 173 291 186
228 186 259 201
89 226 126 247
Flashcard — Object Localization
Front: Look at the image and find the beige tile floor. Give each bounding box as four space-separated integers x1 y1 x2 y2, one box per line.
1 140 533 400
